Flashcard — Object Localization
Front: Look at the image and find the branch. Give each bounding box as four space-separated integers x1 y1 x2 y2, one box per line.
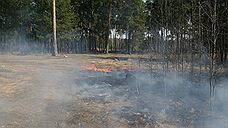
200 2 213 21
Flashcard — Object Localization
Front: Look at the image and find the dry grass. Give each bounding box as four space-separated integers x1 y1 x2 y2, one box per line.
1 54 221 128
65 95 131 128
0 76 32 97
0 59 33 98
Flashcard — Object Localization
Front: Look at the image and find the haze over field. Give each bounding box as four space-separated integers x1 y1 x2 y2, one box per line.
0 0 228 128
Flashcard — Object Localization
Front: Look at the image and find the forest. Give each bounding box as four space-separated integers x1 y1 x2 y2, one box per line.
0 0 228 127
0 0 227 59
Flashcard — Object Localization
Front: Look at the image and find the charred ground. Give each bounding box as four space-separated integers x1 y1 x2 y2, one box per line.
0 54 227 128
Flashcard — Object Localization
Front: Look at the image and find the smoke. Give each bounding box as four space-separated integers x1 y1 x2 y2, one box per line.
65 70 197 127
0 35 51 55
71 69 227 127
1 54 227 127
204 80 228 128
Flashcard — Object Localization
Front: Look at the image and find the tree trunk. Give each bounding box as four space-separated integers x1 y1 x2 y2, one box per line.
199 1 202 78
106 0 112 53
52 0 58 56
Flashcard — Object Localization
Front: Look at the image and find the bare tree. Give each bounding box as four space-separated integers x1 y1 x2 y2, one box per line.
106 0 112 53
52 0 58 56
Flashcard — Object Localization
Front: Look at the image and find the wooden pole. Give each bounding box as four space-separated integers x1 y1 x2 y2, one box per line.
52 0 58 56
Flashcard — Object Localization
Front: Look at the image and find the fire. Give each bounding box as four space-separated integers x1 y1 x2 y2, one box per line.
81 64 113 73
80 64 131 73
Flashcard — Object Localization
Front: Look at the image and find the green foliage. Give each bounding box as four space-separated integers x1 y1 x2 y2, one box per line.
0 0 227 57
56 0 77 40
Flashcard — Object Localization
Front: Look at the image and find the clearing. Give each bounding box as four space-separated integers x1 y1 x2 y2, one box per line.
0 54 227 128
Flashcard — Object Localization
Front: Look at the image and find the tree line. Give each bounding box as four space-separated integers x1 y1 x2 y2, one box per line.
0 0 227 63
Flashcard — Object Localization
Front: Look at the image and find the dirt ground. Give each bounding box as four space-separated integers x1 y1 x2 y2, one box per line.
0 54 227 128
0 54 147 128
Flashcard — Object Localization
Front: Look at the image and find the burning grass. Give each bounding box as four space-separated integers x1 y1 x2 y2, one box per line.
81 64 113 73
80 64 130 73
0 54 227 128
80 54 136 73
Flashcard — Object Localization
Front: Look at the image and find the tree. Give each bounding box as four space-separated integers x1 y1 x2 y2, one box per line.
52 0 58 56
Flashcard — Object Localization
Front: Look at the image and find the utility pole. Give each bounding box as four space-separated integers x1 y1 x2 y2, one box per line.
52 0 58 56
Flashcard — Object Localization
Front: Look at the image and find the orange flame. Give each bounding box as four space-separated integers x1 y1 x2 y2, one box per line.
81 64 113 73
80 64 132 73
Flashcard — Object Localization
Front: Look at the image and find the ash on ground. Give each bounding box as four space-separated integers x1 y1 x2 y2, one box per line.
61 70 225 128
